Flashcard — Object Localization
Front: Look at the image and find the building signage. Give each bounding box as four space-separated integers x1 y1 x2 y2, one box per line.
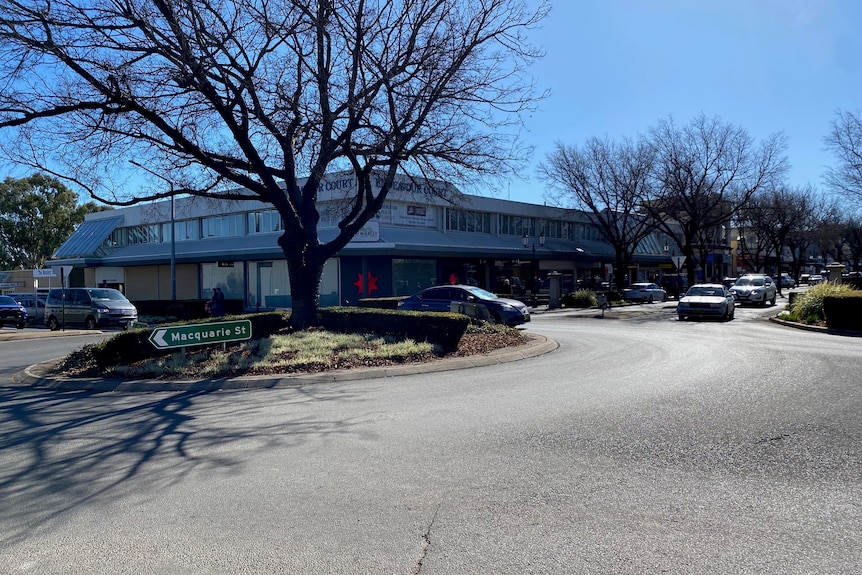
33 268 57 278
353 221 380 242
148 319 252 350
217 261 235 267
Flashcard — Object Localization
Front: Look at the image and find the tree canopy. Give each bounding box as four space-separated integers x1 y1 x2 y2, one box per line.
0 173 107 269
0 0 548 326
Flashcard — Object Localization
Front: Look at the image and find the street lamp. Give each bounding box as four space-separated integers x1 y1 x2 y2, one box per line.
522 230 545 306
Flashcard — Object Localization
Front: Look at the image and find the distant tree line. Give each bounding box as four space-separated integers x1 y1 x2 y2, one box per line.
541 112 862 288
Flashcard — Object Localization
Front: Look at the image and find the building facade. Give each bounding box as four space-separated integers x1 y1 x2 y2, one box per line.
41 172 675 308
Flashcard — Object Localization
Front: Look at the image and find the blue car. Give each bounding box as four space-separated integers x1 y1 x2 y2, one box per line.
0 295 28 329
397 285 530 326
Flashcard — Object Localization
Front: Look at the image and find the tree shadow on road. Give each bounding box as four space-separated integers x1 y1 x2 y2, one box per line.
0 384 370 547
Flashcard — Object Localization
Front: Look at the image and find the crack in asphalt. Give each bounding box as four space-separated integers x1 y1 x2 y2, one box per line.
412 504 440 574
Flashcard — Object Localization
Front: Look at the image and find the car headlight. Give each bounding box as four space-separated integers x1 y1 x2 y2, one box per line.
96 306 110 313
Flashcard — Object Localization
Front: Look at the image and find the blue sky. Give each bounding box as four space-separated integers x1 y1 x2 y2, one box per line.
506 0 862 203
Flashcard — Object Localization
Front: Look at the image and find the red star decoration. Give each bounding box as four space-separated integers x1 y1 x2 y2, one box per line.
354 272 380 296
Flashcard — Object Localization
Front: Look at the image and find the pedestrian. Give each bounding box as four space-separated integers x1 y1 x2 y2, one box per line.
208 287 225 317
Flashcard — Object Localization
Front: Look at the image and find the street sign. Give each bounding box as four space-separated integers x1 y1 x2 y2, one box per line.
671 255 686 270
148 319 253 350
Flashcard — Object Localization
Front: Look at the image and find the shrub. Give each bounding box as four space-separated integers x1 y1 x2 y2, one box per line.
317 306 469 352
563 289 598 308
823 292 862 330
789 282 857 324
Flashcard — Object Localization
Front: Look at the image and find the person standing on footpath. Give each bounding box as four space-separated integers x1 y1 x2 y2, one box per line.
208 287 225 317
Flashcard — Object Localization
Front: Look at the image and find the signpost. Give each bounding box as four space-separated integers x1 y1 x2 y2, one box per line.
148 319 252 350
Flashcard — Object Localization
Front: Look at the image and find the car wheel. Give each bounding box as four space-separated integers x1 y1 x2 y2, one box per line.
85 315 98 330
677 314 685 321
770 294 776 306
647 295 654 304
48 316 60 331
489 311 501 325
16 322 25 329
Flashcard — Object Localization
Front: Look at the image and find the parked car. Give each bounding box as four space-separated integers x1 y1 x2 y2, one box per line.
677 284 735 321
807 274 824 285
779 274 795 288
729 274 777 306
7 292 46 323
44 287 138 330
622 282 668 303
721 277 737 289
0 295 28 329
397 284 530 326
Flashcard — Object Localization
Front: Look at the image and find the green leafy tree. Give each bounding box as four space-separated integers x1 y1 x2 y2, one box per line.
0 0 548 328
0 174 107 269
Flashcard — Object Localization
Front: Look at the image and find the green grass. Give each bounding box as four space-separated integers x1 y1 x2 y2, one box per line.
104 330 437 379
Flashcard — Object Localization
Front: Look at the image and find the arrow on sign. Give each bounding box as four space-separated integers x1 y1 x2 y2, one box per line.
151 328 168 348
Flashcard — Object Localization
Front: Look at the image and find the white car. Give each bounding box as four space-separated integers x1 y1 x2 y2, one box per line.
677 284 735 321
622 282 668 303
729 274 777 306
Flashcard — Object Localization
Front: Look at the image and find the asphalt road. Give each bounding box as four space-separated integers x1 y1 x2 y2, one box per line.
1 303 860 574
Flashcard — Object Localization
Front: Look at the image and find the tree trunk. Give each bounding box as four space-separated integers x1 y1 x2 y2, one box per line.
281 234 326 330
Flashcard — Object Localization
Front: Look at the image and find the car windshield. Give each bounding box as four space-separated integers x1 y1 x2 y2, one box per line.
89 289 127 301
0 296 17 305
463 286 499 301
734 277 764 287
686 287 723 297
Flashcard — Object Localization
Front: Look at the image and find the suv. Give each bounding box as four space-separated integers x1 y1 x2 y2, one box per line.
0 295 28 329
45 287 138 330
729 274 777 306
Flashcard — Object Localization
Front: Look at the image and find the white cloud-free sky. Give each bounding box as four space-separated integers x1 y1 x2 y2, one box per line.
506 0 862 203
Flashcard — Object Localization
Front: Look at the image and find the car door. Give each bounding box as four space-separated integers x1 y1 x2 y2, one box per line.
70 289 91 324
417 287 453 312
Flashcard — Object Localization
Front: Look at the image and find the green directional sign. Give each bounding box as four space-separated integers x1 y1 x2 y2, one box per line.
148 319 253 350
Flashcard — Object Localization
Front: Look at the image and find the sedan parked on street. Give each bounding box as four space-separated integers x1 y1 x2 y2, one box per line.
0 295 28 329
397 285 530 326
677 284 735 321
622 282 668 303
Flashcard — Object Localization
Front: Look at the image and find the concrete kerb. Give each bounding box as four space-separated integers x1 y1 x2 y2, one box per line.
12 333 559 393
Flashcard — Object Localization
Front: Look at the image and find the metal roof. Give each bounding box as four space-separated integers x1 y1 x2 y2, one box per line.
53 217 123 258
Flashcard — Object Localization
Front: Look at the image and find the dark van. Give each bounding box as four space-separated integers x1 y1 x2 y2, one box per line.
44 288 138 330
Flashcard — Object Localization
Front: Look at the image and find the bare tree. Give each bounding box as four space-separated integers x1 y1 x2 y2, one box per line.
841 216 862 272
742 185 812 295
539 137 657 291
824 109 862 208
645 114 788 287
785 192 839 280
0 0 548 327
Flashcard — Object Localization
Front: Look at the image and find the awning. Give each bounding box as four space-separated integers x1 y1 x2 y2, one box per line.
53 217 123 258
